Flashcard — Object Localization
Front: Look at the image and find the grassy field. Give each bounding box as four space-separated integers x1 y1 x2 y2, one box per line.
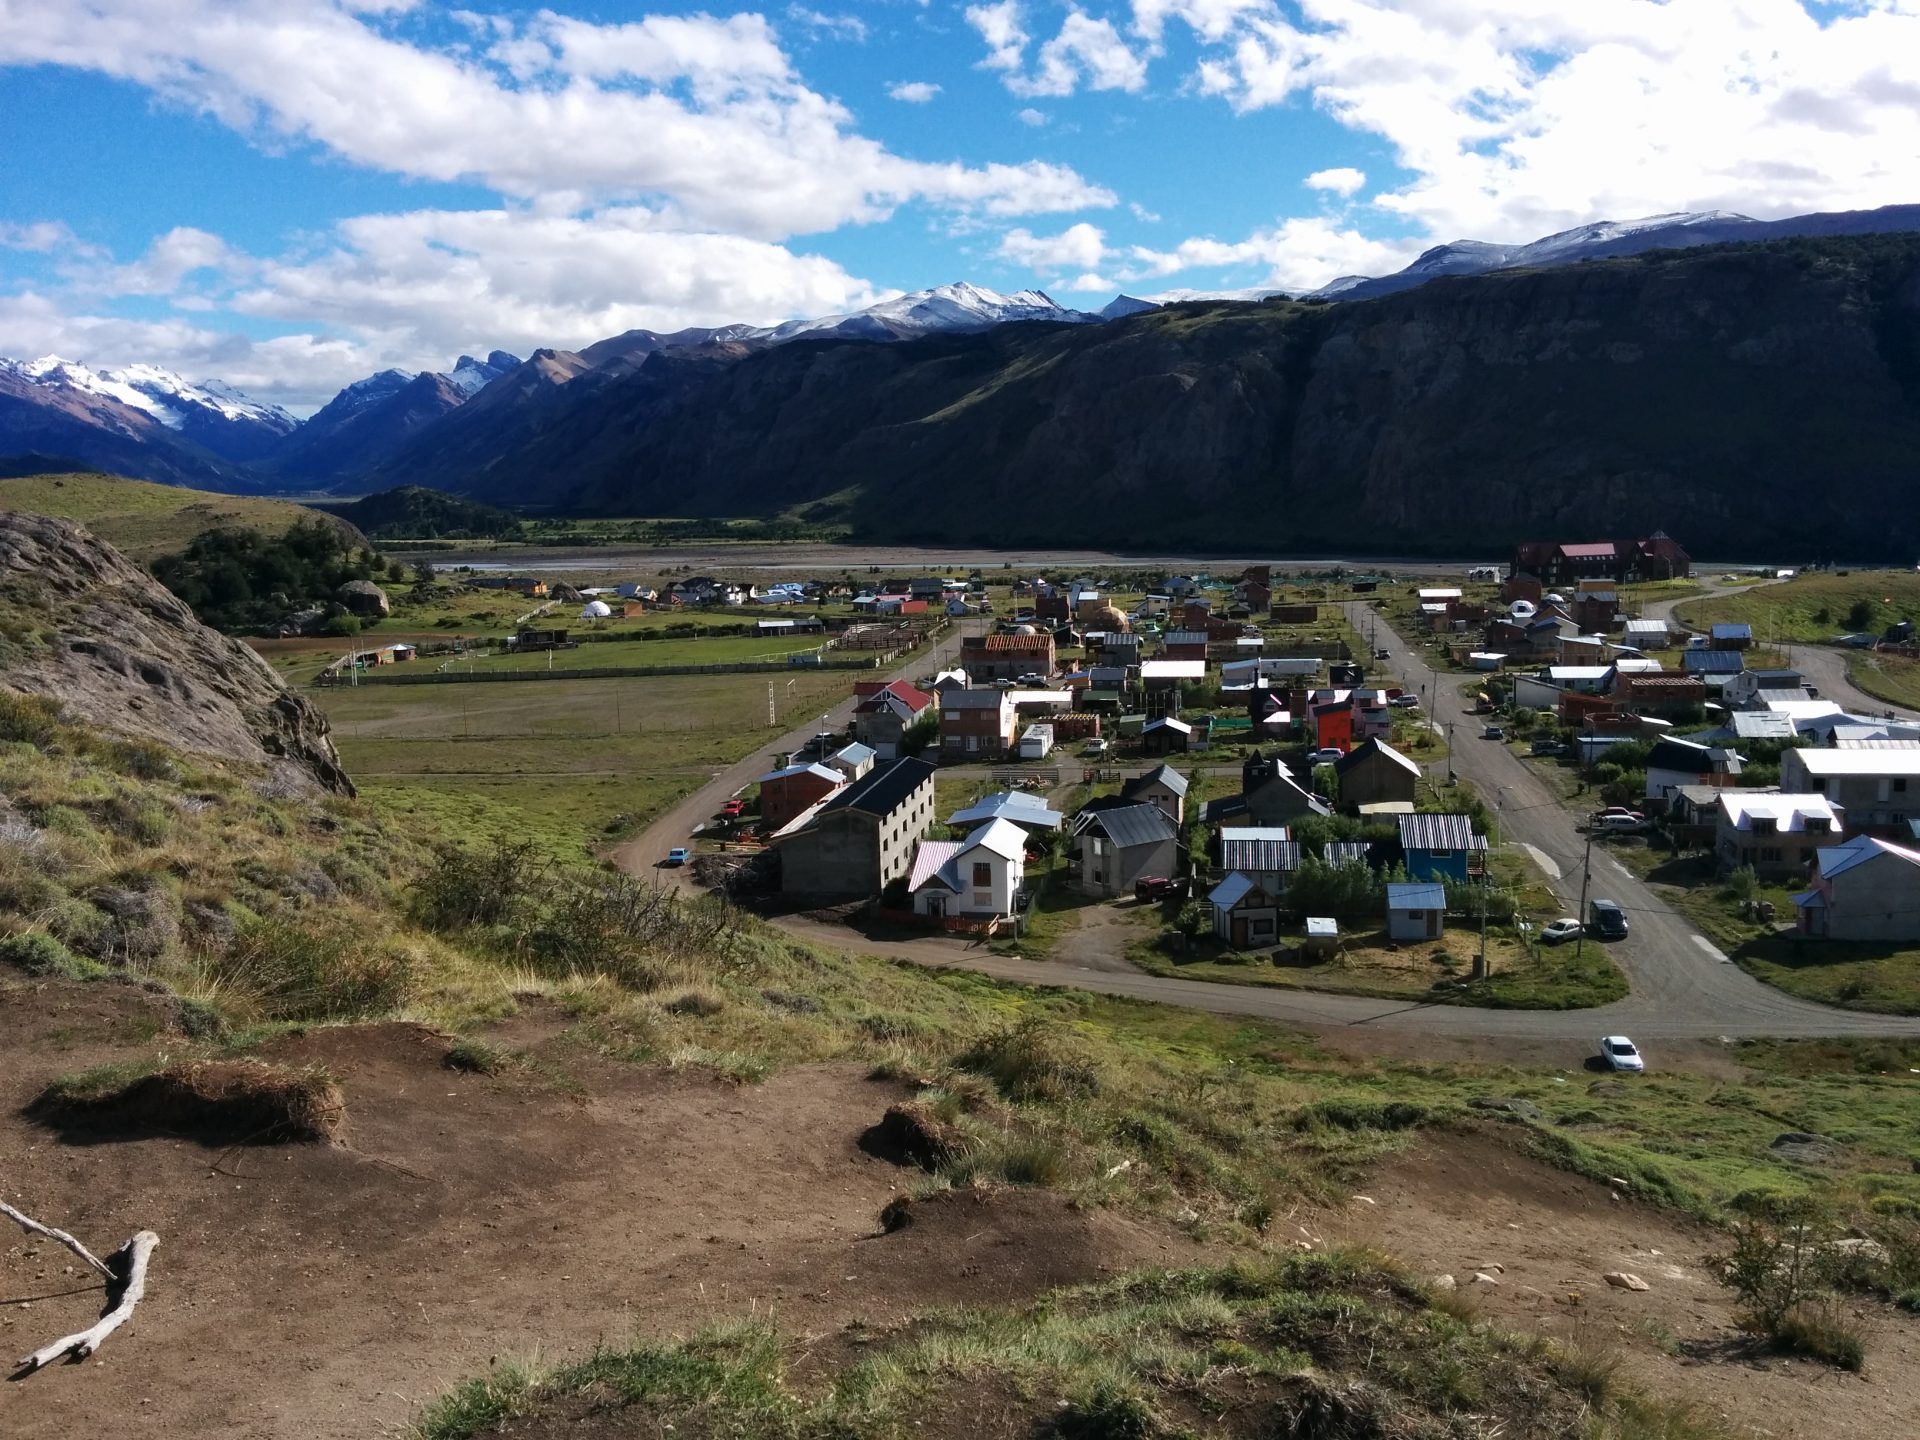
314 668 855 860
0 472 337 560
1845 650 1920 711
456 632 832 671
1674 569 1920 644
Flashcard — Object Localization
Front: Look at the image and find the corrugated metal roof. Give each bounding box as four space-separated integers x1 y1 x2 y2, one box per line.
1081 803 1178 849
1681 650 1744 673
1397 813 1487 851
1208 872 1259 909
1710 622 1753 638
819 757 935 818
909 840 963 893
949 791 1063 829
1322 841 1373 866
1220 831 1301 873
1387 882 1447 910
1131 763 1189 796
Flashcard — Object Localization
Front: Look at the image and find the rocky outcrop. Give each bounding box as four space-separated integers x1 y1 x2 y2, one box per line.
0 512 354 795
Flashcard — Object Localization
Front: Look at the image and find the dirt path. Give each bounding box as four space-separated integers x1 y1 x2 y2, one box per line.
1050 898 1152 974
0 990 1202 1440
1328 1125 1920 1439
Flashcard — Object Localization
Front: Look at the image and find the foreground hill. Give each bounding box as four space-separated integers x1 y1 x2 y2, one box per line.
444 233 1920 559
0 471 354 561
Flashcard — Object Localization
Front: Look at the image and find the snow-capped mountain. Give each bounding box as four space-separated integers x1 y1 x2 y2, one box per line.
752 282 1099 344
447 350 523 397
0 355 297 464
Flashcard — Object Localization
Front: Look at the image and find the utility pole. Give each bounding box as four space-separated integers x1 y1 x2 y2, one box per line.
1575 828 1594 962
1476 873 1489 979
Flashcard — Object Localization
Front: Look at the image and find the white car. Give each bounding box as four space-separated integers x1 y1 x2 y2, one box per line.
1540 918 1584 945
1598 1035 1645 1073
1389 694 1421 708
1306 748 1344 765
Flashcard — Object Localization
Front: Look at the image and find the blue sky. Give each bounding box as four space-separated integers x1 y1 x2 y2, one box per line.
2 0 1915 411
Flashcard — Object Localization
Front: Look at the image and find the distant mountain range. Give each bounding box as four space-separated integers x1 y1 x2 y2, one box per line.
4 207 1920 557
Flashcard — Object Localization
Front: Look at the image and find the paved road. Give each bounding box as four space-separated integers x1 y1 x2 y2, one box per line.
1645 581 1918 723
610 600 1920 1042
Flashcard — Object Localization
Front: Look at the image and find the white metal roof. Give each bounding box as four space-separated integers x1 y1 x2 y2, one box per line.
1787 748 1920 777
1716 793 1844 831
1141 659 1207 679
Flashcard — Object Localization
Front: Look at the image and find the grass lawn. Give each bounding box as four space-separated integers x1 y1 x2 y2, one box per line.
313 668 855 859
1845 650 1920 712
1127 921 1626 1010
0 473 332 560
1674 569 1920 645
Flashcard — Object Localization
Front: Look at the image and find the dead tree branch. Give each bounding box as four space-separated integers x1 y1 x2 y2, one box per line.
0 1201 114 1280
15 1231 158 1374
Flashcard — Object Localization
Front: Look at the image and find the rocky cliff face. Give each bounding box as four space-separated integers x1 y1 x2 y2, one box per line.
0 512 354 795
526 234 1920 558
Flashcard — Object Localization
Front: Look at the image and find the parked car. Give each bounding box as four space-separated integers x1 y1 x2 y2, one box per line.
1540 918 1584 945
720 798 745 818
1598 1035 1646 1073
1530 739 1566 756
1083 738 1111 756
1592 813 1647 835
1598 807 1646 822
663 847 691 867
1134 876 1183 903
1306 747 1344 765
1389 694 1421 708
1482 725 1505 740
1588 899 1630 939
1016 672 1048 686
1373 647 1392 660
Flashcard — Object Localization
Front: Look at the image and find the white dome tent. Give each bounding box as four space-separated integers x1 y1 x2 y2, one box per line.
580 599 613 620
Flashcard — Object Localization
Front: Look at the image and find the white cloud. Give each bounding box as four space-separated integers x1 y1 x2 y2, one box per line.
888 80 942 102
1120 216 1416 292
62 227 243 298
1129 201 1160 222
966 0 1030 71
1017 107 1050 126
0 208 893 412
0 1 1113 242
1305 166 1366 197
0 221 97 256
999 10 1151 97
997 222 1109 272
785 6 869 42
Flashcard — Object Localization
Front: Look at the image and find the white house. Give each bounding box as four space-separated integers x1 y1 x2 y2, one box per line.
1207 872 1280 948
909 818 1028 921
1715 793 1845 879
1385 881 1447 941
1779 747 1920 831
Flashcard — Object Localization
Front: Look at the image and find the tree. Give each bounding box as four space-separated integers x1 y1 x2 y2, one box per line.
414 560 437 584
1845 597 1879 633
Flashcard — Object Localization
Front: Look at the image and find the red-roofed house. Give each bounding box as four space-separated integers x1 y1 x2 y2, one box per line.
960 632 1057 682
852 679 936 759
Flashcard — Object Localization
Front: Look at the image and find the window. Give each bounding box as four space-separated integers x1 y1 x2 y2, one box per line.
1750 817 1776 836
1897 778 1909 793
1430 848 1452 859
1760 846 1782 863
972 862 992 887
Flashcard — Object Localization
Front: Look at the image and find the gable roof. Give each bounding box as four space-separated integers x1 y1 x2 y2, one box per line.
1079 803 1178 849
1128 763 1189 798
963 633 1054 654
756 761 843 786
1716 792 1842 831
1681 649 1745 673
1220 828 1300 873
1710 622 1753 639
949 790 1063 829
1645 737 1714 772
941 689 1010 710
1815 833 1920 881
1387 882 1447 909
1397 813 1487 851
833 742 877 767
1208 872 1273 909
1334 737 1421 780
1321 841 1374 867
957 817 1028 863
819 757 935 819
908 840 964 893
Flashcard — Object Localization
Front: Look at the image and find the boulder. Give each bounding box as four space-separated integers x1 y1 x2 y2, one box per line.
1770 1131 1841 1165
1603 1272 1649 1292
336 579 390 617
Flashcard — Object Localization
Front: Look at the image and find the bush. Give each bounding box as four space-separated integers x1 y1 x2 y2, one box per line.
1720 865 1760 906
322 613 362 637
0 931 107 980
208 913 410 1021
1711 1192 1848 1351
958 1015 1098 1102
1768 1303 1864 1371
0 691 64 747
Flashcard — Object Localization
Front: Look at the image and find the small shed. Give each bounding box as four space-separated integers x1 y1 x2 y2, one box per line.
1017 723 1056 759
1385 882 1447 941
1208 872 1279 949
1302 916 1339 959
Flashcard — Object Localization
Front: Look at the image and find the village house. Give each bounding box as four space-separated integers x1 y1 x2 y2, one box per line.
939 689 1017 760
948 790 1063 833
1072 803 1179 897
1141 716 1195 755
1612 673 1710 715
776 758 937 899
909 817 1028 922
1270 601 1318 624
1779 748 1920 831
1725 668 1809 709
1202 752 1329 826
826 742 877 783
851 679 935 760
1207 872 1281 949
1385 881 1447 942
960 631 1056 683
1644 737 1742 809
1792 834 1920 941
1160 630 1211 663
1217 827 1300 893
1709 623 1753 651
1396 813 1486 883
755 761 845 832
1570 587 1620 633
1680 649 1745 694
1122 763 1188 825
1622 617 1671 650
1509 534 1691 587
1714 793 1844 879
1333 738 1421 811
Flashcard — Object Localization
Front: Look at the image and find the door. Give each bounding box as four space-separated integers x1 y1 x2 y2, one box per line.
1425 909 1442 939
1232 915 1247 948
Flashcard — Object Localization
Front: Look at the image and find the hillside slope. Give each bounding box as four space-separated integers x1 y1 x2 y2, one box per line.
0 472 354 560
460 234 1920 558
0 511 353 793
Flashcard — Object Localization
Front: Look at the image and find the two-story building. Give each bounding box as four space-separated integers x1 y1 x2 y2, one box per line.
851 679 935 759
776 758 938 898
755 761 844 832
908 817 1029 922
960 631 1055 683
1333 737 1421 811
1396 813 1486 883
1072 803 1179 897
939 689 1017 760
1791 833 1920 940
1714 793 1844 879
1779 748 1920 832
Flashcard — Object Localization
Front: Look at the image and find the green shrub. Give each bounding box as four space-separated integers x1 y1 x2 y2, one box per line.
1292 1098 1435 1132
0 931 107 980
0 691 64 747
1768 1304 1864 1371
207 912 410 1020
958 1016 1099 1102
